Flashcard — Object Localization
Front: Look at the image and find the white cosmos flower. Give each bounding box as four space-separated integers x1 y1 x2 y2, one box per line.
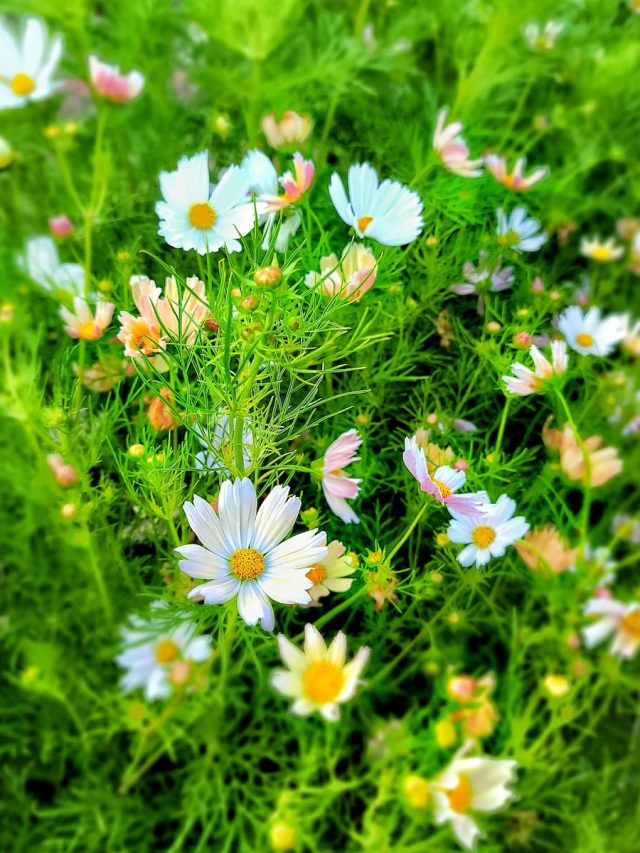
270 623 370 721
579 236 624 262
22 236 85 297
431 740 519 850
305 539 357 603
0 17 62 110
156 151 260 255
116 605 212 701
502 340 568 395
582 596 640 659
194 415 254 475
557 305 628 356
447 494 529 568
176 478 327 631
496 207 546 252
329 162 423 246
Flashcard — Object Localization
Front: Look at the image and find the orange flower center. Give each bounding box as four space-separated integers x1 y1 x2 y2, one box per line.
621 608 640 639
155 639 180 664
446 773 474 813
357 215 373 234
472 526 496 548
302 660 345 704
230 547 265 580
11 73 35 96
576 332 594 348
432 478 452 499
128 318 158 354
306 563 327 584
189 202 216 230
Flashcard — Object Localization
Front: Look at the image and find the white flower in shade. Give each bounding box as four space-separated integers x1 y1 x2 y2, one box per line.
270 623 369 721
0 17 62 110
485 155 548 191
321 429 362 524
194 415 253 475
305 243 378 302
241 148 302 252
431 741 518 850
579 236 624 263
156 151 259 254
523 21 565 52
433 108 483 178
403 436 488 517
59 297 114 341
175 479 327 632
329 162 423 246
557 305 628 356
447 495 529 568
503 340 568 395
22 236 84 297
305 540 357 603
496 207 546 253
582 596 640 659
88 55 144 102
116 606 212 701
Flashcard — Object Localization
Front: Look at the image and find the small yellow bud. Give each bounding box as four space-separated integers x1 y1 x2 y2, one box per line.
213 113 232 136
485 453 495 463
44 125 62 139
435 533 449 548
435 718 457 748
22 665 40 684
403 773 431 808
447 611 461 625
60 502 78 520
543 674 571 698
98 279 113 293
430 570 444 584
254 265 282 287
356 412 369 425
116 249 132 262
64 121 79 136
128 444 145 457
269 822 296 850
366 550 384 567
425 235 438 246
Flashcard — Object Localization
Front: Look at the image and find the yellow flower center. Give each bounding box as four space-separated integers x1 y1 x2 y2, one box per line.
11 73 35 96
155 639 180 664
77 319 99 340
230 547 265 580
621 608 640 639
447 773 473 814
575 332 594 348
432 478 452 499
590 246 614 261
357 215 373 234
497 229 520 247
302 660 345 704
188 202 216 230
306 563 327 584
472 526 496 548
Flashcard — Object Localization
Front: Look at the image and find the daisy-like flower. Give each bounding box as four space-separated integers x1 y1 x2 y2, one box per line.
447 494 529 568
0 17 62 110
88 55 144 103
270 623 369 721
496 207 547 253
433 108 483 178
305 243 378 302
194 415 253 475
329 162 423 246
582 597 640 659
22 236 84 297
431 741 519 851
305 539 357 603
523 21 565 52
450 252 514 314
403 436 488 517
60 297 114 341
261 110 312 149
117 276 165 359
557 305 628 356
262 152 314 212
485 155 548 191
175 478 327 631
116 605 212 701
580 236 624 263
241 148 303 252
156 151 259 255
502 340 568 395
320 429 362 524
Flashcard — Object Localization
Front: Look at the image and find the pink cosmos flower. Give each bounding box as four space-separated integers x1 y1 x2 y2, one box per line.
49 214 75 239
322 429 362 524
261 110 312 149
89 55 145 103
60 297 114 340
403 436 487 517
305 243 377 302
485 155 548 191
503 341 568 396
263 153 314 212
433 108 483 178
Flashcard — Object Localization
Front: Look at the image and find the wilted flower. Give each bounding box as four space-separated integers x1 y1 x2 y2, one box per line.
305 540 356 602
579 236 624 263
305 243 377 302
329 163 423 246
46 453 78 487
60 297 114 341
515 525 578 573
583 597 640 659
261 110 312 149
485 155 548 191
502 341 568 395
523 21 565 52
320 429 362 524
88 55 145 103
0 17 62 109
270 623 369 721
496 207 547 253
49 214 74 239
447 494 529 568
176 479 327 631
450 253 514 314
542 418 623 487
146 386 179 431
433 108 483 178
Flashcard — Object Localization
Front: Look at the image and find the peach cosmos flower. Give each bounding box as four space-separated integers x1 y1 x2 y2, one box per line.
515 525 578 573
542 418 623 487
305 243 377 302
60 297 114 341
321 429 362 524
414 429 455 473
89 55 145 103
484 155 548 191
261 110 312 149
146 387 179 431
